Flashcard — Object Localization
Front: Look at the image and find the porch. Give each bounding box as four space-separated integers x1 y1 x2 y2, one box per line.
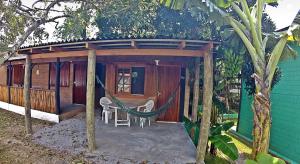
0 85 85 122
33 112 196 163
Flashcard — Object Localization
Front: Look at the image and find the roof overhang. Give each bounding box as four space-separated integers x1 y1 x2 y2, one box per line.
18 39 220 58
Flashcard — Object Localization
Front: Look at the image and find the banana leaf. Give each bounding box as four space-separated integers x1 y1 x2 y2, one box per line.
209 134 239 160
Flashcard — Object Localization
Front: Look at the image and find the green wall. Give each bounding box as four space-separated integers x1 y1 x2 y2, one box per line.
237 44 300 164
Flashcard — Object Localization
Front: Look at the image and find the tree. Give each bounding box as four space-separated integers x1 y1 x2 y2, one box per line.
0 0 108 136
54 1 96 40
161 0 300 162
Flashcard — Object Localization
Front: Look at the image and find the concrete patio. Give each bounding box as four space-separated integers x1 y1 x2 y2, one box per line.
33 112 196 163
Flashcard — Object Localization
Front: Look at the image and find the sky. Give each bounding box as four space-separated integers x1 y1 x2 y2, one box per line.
265 0 300 29
22 0 300 41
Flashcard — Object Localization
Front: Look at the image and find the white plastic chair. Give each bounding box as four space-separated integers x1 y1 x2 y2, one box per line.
137 100 154 128
99 97 116 124
99 97 130 127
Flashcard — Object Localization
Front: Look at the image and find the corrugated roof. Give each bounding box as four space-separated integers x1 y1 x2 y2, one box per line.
20 35 220 50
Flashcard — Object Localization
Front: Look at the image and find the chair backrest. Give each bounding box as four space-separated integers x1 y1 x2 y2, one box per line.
100 97 112 110
144 100 154 112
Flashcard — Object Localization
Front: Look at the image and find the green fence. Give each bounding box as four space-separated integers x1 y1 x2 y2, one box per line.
237 44 300 164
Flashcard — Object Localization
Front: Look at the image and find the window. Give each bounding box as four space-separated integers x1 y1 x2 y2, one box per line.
12 64 24 86
49 62 70 87
116 67 145 95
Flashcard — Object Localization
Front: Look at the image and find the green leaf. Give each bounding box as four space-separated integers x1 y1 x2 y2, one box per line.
265 0 278 4
256 153 286 164
210 135 239 160
245 159 258 164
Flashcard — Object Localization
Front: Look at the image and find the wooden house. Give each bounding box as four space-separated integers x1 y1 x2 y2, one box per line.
0 38 218 123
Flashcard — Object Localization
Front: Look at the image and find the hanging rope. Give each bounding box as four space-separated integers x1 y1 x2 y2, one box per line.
95 75 181 118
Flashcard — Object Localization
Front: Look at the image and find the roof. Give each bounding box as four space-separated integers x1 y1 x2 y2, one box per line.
18 36 220 55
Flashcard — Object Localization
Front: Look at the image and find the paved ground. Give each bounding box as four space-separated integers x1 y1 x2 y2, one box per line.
33 112 196 163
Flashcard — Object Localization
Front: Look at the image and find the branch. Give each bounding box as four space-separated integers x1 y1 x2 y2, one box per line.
266 35 288 90
257 0 264 44
227 16 263 76
241 0 264 63
231 3 250 30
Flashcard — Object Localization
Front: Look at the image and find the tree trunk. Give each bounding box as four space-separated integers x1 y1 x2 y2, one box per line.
251 85 271 159
24 55 32 135
224 79 230 112
196 46 213 163
184 67 191 118
192 58 200 122
86 50 96 151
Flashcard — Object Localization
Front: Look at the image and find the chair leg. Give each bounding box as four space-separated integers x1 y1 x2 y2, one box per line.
102 111 104 121
115 108 118 127
127 113 130 127
148 118 151 126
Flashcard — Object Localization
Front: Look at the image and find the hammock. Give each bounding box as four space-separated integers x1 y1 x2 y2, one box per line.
95 75 180 118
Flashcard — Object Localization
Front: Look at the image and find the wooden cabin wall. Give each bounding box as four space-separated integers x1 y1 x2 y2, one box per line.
50 62 74 108
60 62 73 107
0 65 7 85
104 61 182 122
31 64 49 89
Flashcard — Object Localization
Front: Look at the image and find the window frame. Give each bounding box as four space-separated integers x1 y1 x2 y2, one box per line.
114 63 146 97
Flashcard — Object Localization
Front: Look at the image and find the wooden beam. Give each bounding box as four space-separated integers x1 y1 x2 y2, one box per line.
49 46 66 52
86 50 96 151
196 45 213 163
55 58 61 114
30 49 205 59
30 48 44 54
184 67 190 118
85 42 98 50
24 55 32 135
179 41 186 49
192 57 200 122
200 42 214 52
96 49 204 57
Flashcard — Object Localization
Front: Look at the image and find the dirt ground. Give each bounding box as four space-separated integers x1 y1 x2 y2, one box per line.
0 109 86 164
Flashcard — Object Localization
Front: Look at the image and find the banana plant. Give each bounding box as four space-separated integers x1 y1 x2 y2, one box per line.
161 0 300 161
183 117 239 161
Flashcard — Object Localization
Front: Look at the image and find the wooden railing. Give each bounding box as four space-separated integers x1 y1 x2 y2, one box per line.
30 89 56 113
0 85 9 102
9 86 56 113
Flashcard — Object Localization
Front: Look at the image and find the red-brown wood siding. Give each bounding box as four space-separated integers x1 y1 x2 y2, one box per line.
12 64 24 87
104 62 181 122
157 66 181 122
0 65 7 85
31 64 49 89
73 62 87 104
49 62 70 87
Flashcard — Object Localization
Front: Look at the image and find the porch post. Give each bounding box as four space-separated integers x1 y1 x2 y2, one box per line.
55 58 61 114
184 67 190 118
24 55 32 135
192 58 200 121
196 43 213 163
7 63 12 104
86 50 96 151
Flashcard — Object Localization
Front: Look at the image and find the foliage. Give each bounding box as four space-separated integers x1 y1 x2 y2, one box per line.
54 2 94 40
161 0 300 160
245 153 286 164
183 117 239 160
94 0 220 40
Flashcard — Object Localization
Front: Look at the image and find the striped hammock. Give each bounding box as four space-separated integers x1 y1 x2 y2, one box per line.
95 75 180 118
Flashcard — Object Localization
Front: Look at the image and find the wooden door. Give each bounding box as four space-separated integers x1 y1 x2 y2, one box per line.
157 66 181 122
73 62 87 104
